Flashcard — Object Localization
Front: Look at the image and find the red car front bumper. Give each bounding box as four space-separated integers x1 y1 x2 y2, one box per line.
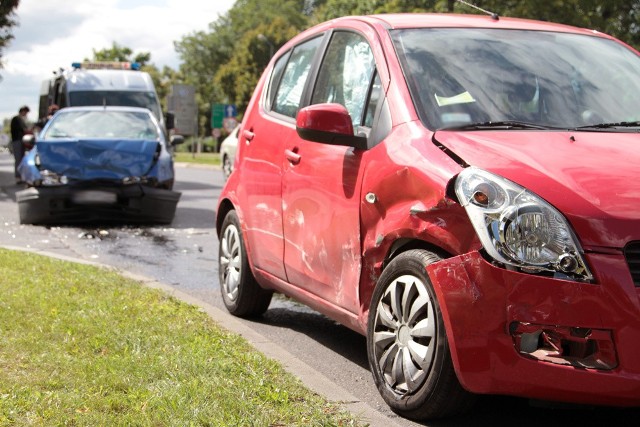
428 251 640 406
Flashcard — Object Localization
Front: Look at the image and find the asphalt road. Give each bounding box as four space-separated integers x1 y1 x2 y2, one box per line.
1 150 638 426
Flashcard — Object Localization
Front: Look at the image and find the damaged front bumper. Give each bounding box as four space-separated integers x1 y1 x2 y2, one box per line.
427 251 640 406
16 184 181 225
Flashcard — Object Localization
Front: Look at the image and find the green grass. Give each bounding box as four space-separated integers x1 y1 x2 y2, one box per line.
0 248 364 426
174 152 221 166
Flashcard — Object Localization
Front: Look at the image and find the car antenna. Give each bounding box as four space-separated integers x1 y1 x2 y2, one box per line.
456 0 499 20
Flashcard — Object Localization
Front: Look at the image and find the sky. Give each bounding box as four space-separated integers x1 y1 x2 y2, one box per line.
0 0 235 123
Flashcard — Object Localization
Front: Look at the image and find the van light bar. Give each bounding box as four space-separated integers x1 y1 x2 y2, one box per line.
71 61 140 70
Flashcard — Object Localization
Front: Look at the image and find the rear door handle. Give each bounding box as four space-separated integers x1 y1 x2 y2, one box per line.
285 148 301 165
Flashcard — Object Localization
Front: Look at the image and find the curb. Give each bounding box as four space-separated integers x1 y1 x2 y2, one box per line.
0 244 405 427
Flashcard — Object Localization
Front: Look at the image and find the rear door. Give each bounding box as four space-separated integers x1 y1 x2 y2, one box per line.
238 35 324 281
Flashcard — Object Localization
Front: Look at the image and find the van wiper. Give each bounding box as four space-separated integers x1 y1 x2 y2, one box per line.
443 120 555 131
575 121 640 130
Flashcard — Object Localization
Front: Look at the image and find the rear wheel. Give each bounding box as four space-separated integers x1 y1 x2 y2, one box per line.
218 210 272 317
367 249 475 420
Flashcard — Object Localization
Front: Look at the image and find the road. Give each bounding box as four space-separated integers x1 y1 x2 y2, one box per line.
1 151 638 427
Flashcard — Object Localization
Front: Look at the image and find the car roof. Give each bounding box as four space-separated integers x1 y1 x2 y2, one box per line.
310 13 608 39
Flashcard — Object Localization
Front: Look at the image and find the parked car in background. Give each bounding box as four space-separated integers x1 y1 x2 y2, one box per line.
216 13 640 421
17 106 183 224
220 125 240 180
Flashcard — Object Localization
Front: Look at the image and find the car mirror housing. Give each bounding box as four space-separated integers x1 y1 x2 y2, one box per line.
22 134 36 148
296 103 367 149
170 134 185 145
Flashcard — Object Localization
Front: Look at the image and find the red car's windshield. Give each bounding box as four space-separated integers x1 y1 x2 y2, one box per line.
391 28 640 130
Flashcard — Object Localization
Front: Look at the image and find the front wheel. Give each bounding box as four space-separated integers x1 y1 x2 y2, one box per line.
218 209 272 317
367 249 475 420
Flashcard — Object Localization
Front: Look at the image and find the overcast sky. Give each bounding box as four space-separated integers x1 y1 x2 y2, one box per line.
0 0 235 123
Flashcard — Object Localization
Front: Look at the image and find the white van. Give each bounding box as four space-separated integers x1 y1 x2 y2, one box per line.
38 62 171 129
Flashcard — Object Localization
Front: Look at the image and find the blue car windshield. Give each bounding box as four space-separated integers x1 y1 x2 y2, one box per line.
391 28 640 130
44 110 160 140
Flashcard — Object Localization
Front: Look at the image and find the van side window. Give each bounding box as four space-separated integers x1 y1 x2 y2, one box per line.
272 36 322 118
311 31 376 131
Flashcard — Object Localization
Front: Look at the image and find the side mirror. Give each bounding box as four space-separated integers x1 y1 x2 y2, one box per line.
170 134 184 146
22 134 36 149
296 103 367 150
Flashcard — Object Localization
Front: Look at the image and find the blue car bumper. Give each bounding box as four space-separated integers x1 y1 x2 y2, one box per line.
16 184 180 225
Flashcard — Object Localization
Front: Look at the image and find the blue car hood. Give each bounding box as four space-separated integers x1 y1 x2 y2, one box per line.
36 139 160 180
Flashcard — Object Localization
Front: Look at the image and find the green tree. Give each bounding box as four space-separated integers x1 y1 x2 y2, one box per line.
176 0 316 135
0 0 20 72
88 42 151 66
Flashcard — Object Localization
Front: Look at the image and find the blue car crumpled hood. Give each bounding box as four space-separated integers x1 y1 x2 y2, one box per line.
35 139 160 181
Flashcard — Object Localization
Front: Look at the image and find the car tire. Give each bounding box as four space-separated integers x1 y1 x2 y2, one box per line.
218 209 272 317
222 154 232 180
367 249 475 420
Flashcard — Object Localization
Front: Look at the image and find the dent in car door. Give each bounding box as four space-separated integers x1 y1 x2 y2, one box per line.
282 30 378 313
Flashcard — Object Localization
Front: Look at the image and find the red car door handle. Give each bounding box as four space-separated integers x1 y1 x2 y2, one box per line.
285 149 301 165
243 129 255 141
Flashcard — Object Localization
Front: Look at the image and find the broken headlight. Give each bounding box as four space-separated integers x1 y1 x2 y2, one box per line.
39 170 68 186
455 167 592 281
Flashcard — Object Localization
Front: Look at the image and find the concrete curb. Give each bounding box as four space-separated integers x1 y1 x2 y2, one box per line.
1 244 404 427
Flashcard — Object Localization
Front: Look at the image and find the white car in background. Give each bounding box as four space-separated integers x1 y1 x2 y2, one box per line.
219 125 239 180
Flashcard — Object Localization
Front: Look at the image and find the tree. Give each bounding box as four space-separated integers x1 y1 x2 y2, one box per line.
88 42 152 67
176 0 315 135
0 0 20 72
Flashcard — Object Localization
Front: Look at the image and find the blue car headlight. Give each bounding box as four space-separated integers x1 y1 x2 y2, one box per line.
39 170 69 186
455 167 592 281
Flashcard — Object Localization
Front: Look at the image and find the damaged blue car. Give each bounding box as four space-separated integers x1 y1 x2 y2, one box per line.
17 106 183 224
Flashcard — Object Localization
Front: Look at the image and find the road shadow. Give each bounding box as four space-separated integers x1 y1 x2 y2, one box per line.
257 305 369 370
251 301 640 427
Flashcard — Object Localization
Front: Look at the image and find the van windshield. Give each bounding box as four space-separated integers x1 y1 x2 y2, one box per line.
69 91 162 122
391 28 640 130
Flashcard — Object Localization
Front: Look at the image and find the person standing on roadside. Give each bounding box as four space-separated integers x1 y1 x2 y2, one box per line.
10 105 30 183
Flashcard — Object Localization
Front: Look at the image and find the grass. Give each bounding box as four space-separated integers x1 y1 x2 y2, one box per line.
174 152 221 166
0 248 364 426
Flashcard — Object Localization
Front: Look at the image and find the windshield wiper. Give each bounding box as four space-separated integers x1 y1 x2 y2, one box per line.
575 121 640 130
443 120 555 131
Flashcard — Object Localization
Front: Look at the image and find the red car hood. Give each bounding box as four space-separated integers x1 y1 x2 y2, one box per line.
434 130 640 249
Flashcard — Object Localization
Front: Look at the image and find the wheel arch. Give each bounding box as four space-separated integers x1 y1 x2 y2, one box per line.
216 198 235 237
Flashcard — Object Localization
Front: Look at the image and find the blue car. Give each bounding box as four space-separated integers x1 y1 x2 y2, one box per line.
17 106 183 224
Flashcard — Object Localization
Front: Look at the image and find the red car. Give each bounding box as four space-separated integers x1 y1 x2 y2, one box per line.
216 13 640 420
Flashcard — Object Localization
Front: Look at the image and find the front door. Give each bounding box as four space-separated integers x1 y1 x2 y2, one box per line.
282 30 379 313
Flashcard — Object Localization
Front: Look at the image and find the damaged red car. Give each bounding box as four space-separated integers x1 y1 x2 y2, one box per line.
216 13 640 420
